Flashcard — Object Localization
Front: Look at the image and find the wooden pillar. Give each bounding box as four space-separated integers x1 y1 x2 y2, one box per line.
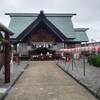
5 33 10 83
14 43 17 54
63 41 66 56
64 42 65 48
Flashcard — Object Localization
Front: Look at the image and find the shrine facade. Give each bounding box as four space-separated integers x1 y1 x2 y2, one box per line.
6 11 89 60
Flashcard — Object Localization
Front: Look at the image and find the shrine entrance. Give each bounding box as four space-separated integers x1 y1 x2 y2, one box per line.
29 47 56 61
36 47 48 55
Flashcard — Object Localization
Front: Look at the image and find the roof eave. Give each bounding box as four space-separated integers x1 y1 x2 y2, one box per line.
74 28 89 32
5 13 76 17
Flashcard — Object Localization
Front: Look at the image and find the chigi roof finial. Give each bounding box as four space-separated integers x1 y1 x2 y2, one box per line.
40 10 44 14
38 10 45 19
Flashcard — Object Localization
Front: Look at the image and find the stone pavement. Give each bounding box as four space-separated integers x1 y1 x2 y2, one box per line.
4 61 97 100
57 59 100 98
0 61 29 100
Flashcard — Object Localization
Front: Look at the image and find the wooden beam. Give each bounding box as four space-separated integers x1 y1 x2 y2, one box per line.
1 38 9 44
0 23 14 35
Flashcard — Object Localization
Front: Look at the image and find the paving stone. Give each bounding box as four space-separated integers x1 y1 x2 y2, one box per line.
0 88 7 93
4 61 97 100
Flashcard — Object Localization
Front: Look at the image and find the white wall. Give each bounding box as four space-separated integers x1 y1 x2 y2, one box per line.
50 43 63 51
19 43 28 53
57 43 64 51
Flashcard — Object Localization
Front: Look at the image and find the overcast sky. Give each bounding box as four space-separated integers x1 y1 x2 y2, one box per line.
0 0 100 42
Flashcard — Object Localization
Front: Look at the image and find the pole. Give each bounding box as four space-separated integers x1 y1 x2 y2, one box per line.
72 59 73 70
83 53 85 76
11 47 13 73
5 33 10 83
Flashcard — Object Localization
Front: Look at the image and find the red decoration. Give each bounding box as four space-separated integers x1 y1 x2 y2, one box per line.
60 45 100 53
98 47 100 52
15 57 19 63
66 57 69 62
78 55 81 61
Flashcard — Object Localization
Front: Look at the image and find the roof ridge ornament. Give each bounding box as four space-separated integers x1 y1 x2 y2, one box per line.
40 10 44 14
38 10 46 19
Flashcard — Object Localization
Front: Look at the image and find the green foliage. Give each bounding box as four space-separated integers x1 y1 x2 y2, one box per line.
96 58 100 67
90 55 100 67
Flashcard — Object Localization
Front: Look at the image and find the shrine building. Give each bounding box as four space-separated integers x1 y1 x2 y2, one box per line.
6 11 89 60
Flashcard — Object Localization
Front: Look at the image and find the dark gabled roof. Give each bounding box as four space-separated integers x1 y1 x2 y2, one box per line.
6 12 76 39
6 11 89 43
17 11 67 41
68 28 89 42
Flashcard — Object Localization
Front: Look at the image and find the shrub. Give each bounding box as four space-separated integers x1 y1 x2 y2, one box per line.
90 55 100 67
96 58 100 67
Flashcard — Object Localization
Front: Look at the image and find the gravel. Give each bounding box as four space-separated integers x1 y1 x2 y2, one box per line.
57 59 100 97
0 61 29 99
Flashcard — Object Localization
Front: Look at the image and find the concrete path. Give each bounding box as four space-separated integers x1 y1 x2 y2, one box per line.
4 61 97 100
